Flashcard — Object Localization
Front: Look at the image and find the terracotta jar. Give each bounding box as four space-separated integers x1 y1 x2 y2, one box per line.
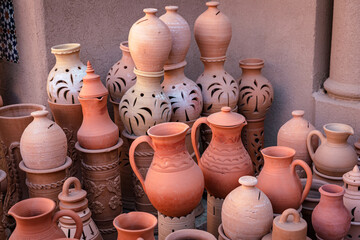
238 58 274 174
312 184 351 240
165 229 216 240
20 110 67 170
256 146 312 214
129 122 204 217
343 165 360 222
222 176 273 239
78 61 119 149
9 197 83 240
47 43 86 104
128 8 172 72
191 107 253 199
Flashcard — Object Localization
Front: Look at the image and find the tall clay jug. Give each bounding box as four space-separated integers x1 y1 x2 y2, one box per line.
256 146 312 214
9 197 83 240
129 122 204 217
191 106 253 199
307 123 357 177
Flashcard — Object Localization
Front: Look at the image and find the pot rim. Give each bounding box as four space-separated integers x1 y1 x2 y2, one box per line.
120 41 129 52
239 58 264 69
0 104 45 119
261 146 296 159
51 43 81 54
48 99 81 108
9 197 55 221
319 184 345 197
147 122 189 139
323 123 354 135
75 138 123 153
19 157 72 174
166 229 216 240
113 212 157 233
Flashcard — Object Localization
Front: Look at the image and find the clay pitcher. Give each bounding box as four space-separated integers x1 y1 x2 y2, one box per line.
191 106 253 199
256 146 312 214
9 197 83 240
129 122 204 217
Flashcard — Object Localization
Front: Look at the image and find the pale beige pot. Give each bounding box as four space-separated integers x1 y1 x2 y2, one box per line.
47 43 86 104
343 165 360 222
20 110 67 170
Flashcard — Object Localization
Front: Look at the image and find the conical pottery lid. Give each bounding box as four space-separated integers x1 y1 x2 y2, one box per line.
343 165 360 186
79 61 108 98
207 106 246 127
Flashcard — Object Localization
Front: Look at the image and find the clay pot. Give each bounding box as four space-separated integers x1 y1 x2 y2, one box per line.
165 229 216 240
256 146 312 214
128 8 172 72
191 107 253 199
312 184 351 240
20 110 67 170
106 41 137 103
238 58 274 174
277 110 317 177
307 123 357 177
113 212 157 240
194 1 232 59
222 176 273 239
343 165 360 222
78 62 119 149
9 197 83 240
129 122 204 217
47 43 86 104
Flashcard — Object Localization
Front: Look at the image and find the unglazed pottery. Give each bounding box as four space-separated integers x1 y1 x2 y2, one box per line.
9 197 83 240
207 193 223 238
20 110 67 170
256 146 312 214
47 43 86 104
113 212 157 240
222 176 273 240
343 165 360 222
128 8 172 72
158 211 195 240
272 208 308 240
129 122 204 217
165 229 216 240
312 184 351 240
307 123 357 177
191 107 253 199
78 61 119 149
238 58 274 174
106 41 136 103
313 165 344 186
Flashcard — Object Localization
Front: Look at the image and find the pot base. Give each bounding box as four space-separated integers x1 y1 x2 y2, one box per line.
207 193 224 239
313 165 343 186
158 211 195 240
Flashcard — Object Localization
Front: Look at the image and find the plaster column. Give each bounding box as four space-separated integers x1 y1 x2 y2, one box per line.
323 0 360 100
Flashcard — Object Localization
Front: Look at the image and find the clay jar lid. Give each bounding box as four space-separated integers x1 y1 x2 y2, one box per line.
343 165 360 186
58 177 87 211
207 106 246 127
79 61 107 98
272 208 307 240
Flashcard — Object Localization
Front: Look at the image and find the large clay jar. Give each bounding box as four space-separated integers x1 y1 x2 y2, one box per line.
20 110 67 170
129 122 204 217
191 107 253 199
312 184 351 240
256 146 312 214
47 43 86 104
222 176 273 239
238 58 274 174
343 165 360 222
165 229 216 240
77 61 119 149
307 123 357 177
9 197 83 240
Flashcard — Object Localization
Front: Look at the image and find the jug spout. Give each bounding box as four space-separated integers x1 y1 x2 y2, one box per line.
324 123 354 143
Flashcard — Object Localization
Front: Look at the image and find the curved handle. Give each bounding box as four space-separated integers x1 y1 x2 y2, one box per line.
191 117 210 164
291 159 313 204
129 135 154 194
62 177 81 196
53 209 83 239
306 130 325 161
279 208 300 223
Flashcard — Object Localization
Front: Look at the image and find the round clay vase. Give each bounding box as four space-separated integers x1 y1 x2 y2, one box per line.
128 8 172 72
165 229 216 240
256 146 313 214
222 176 273 239
191 107 254 199
9 197 83 240
343 165 360 222
106 41 136 103
113 212 157 240
129 122 204 217
312 184 351 240
20 110 67 170
307 123 357 177
47 43 86 104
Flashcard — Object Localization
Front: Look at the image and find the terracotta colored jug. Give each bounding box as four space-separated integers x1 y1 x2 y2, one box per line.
129 122 204 217
9 197 83 240
307 123 357 177
256 146 312 214
312 184 351 240
165 229 216 240
191 106 253 199
113 212 157 240
343 165 360 222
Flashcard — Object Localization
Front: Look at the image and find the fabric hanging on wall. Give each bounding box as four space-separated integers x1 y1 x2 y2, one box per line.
0 0 18 63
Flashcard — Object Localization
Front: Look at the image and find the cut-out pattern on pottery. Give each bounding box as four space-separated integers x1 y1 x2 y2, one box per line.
47 43 86 104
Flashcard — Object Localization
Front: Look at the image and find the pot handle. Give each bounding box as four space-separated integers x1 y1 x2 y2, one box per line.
279 208 300 223
62 177 81 196
191 117 210 165
129 135 154 194
306 130 325 161
53 209 83 239
290 159 313 204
